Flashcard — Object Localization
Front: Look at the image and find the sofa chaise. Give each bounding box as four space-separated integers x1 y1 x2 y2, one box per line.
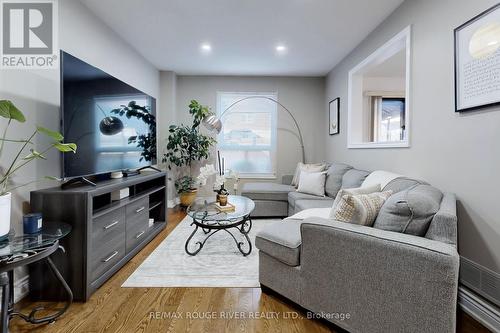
244 163 460 333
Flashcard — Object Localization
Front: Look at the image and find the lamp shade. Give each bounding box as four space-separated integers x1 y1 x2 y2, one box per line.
99 116 124 135
202 114 222 134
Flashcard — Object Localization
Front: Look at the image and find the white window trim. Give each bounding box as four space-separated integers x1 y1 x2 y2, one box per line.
347 25 412 149
216 91 278 178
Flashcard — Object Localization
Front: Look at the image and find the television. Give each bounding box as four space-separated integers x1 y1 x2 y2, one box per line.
61 51 157 179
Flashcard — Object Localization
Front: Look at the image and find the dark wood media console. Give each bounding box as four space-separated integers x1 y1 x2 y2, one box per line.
29 172 167 301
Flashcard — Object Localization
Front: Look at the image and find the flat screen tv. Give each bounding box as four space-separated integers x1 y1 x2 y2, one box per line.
61 51 157 179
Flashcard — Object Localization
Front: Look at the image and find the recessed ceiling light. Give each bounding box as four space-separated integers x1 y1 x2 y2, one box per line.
276 45 287 52
200 43 212 52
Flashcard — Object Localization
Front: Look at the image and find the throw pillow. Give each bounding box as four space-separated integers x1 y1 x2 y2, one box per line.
329 183 381 219
332 190 392 226
373 184 442 236
296 171 327 197
291 162 327 187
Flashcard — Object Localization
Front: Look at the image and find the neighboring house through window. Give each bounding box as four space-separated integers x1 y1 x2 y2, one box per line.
217 92 277 178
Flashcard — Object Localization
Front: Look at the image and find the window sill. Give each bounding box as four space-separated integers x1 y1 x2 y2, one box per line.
348 141 410 149
237 174 277 180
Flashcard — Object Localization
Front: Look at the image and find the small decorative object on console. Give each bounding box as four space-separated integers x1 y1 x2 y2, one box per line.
111 187 130 201
23 213 43 234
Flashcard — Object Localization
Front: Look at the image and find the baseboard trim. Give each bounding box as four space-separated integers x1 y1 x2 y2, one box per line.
459 286 500 333
167 198 179 208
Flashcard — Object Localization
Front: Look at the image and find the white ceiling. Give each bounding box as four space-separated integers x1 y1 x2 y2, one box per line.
80 0 404 76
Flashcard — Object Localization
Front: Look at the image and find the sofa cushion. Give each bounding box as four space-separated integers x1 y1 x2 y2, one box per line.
383 177 427 193
362 170 402 189
255 219 303 266
297 171 327 197
291 162 328 187
288 191 332 207
341 169 370 189
373 184 443 236
256 218 333 266
325 163 353 198
295 199 334 212
241 182 295 201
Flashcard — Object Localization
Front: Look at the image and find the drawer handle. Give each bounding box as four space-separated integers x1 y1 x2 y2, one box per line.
104 220 119 230
102 251 118 263
135 206 145 213
135 231 145 239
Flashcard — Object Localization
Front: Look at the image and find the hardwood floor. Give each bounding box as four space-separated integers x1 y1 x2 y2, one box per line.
10 208 491 333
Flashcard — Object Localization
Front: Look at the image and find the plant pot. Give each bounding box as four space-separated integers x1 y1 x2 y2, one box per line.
179 189 197 207
0 193 11 240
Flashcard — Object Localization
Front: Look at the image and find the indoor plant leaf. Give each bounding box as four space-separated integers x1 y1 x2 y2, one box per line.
0 100 26 122
53 143 77 153
37 126 64 141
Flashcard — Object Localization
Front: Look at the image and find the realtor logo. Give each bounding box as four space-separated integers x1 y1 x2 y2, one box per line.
1 0 58 69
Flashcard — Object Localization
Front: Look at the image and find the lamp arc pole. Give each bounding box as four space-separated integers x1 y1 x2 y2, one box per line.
209 96 306 163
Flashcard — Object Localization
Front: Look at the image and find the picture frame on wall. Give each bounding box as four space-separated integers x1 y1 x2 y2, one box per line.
329 98 340 135
454 3 500 112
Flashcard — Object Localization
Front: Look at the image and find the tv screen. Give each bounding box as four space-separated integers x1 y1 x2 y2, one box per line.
61 51 157 178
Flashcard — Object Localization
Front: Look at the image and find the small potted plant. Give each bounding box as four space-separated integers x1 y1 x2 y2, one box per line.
0 100 77 239
175 176 197 207
163 100 216 207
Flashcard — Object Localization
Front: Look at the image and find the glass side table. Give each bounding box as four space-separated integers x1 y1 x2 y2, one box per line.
0 222 72 333
186 196 255 256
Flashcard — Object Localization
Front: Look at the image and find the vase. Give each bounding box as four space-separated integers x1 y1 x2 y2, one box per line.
0 193 11 240
216 185 229 203
179 189 197 207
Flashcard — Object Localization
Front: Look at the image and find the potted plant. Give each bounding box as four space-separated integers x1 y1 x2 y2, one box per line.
0 100 77 239
163 100 216 206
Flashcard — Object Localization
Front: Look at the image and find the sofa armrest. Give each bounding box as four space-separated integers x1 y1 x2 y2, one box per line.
281 174 293 185
299 218 459 333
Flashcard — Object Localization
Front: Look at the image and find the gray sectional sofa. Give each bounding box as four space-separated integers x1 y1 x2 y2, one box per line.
242 163 370 217
242 163 460 333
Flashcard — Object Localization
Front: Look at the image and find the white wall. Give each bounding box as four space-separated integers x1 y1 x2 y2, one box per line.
0 0 159 291
325 0 500 273
173 76 326 193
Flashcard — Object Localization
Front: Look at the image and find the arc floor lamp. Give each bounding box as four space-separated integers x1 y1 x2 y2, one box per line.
202 96 306 163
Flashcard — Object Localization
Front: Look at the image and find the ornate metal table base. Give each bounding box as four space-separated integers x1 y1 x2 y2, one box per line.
0 241 73 333
185 217 253 256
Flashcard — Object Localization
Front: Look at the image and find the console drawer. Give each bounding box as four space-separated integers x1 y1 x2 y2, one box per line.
92 207 126 248
126 197 148 219
126 221 150 252
91 237 125 282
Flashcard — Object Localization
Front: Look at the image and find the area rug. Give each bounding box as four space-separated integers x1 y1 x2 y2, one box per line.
122 216 279 288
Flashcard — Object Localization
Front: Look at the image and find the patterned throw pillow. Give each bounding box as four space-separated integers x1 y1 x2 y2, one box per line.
332 191 393 226
329 184 381 219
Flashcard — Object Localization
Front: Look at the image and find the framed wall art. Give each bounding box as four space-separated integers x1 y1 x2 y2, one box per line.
329 98 340 135
454 3 500 112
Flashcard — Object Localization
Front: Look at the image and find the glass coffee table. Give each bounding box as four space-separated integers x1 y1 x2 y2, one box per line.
186 195 255 256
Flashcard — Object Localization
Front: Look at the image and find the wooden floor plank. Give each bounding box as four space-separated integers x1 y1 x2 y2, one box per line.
9 207 491 333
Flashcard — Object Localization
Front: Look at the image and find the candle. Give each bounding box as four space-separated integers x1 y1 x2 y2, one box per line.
217 151 221 176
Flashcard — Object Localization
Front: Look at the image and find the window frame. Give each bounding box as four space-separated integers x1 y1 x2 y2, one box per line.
216 91 278 179
347 25 411 149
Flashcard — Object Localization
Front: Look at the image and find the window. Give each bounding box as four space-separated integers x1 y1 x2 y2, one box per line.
217 92 277 178
370 97 406 142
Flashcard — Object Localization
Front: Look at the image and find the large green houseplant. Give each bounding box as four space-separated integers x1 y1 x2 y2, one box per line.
0 100 77 239
163 100 216 206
